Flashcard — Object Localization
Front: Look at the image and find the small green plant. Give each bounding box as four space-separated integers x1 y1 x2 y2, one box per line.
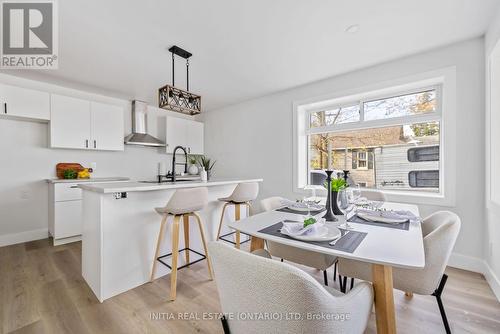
324 178 348 192
303 217 317 228
189 155 197 165
197 155 216 171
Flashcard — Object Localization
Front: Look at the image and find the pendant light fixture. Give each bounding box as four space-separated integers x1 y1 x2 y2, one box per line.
158 45 202 115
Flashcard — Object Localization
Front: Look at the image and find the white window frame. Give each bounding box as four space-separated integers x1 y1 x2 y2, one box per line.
293 67 457 207
356 151 368 170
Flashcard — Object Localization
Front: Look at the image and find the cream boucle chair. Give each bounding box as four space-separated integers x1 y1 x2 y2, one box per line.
209 241 373 334
260 196 338 286
338 211 461 334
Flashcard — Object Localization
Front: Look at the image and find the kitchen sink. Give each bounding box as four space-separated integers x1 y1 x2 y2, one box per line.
139 179 199 184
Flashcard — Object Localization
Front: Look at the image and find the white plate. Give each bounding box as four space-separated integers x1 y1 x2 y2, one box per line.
357 212 408 224
281 226 341 242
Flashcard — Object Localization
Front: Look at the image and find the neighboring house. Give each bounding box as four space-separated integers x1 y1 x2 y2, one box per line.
309 126 440 192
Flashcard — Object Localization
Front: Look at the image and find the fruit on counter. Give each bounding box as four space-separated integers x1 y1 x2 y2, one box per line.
63 169 78 179
78 168 91 179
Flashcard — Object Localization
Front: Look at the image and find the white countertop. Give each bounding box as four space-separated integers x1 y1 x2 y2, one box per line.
78 178 263 193
46 177 130 184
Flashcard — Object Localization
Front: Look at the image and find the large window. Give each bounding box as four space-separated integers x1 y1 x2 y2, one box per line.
305 86 442 194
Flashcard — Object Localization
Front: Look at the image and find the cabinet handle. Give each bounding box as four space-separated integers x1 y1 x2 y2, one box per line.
70 185 79 188
3 103 6 114
85 139 89 148
93 140 96 148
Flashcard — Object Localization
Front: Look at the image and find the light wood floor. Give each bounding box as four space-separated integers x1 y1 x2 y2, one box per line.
1 239 500 334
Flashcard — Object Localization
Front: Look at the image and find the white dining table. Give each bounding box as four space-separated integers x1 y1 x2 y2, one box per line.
227 201 425 334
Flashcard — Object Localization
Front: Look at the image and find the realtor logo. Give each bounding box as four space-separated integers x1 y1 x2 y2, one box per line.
1 0 58 69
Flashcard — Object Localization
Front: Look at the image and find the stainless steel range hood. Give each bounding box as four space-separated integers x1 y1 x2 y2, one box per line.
124 100 166 147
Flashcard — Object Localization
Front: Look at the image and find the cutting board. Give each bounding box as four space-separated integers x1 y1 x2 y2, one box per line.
56 163 84 179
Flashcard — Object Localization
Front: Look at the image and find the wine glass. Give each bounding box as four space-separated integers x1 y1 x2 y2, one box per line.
341 205 355 230
352 184 361 204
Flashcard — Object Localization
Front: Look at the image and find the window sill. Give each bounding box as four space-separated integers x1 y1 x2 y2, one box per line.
295 187 455 207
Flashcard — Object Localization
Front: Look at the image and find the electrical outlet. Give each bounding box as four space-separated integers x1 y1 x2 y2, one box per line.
113 192 127 199
490 242 493 257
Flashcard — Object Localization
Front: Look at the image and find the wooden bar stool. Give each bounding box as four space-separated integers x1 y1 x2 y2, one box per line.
150 187 213 301
216 182 259 249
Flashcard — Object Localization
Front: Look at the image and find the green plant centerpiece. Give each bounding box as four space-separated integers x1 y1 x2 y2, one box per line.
324 177 348 215
197 156 216 180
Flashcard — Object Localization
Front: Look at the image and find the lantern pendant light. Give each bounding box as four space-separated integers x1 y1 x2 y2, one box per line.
158 45 201 115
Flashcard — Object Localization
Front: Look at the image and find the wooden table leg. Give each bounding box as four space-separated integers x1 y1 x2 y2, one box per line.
235 204 241 249
250 236 265 252
372 264 396 334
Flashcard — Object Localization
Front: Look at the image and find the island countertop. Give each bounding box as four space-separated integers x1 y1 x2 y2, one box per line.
78 178 263 194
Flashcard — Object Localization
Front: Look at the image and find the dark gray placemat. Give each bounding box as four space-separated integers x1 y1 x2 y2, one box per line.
276 207 326 216
258 222 367 254
348 215 410 230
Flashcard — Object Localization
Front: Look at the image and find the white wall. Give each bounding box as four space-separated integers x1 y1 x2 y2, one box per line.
0 75 178 245
484 7 500 299
202 38 486 268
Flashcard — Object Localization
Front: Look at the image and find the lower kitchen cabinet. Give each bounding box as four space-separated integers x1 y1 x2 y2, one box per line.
49 182 84 245
48 179 127 246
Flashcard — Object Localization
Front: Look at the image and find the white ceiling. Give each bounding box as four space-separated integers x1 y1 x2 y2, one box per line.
3 0 499 111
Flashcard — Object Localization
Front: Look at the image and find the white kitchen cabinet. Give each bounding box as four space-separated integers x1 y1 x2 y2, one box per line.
165 116 204 155
49 182 84 245
50 94 124 151
187 120 204 155
54 200 82 240
48 179 128 245
166 116 187 153
50 94 91 149
91 102 124 151
0 83 50 120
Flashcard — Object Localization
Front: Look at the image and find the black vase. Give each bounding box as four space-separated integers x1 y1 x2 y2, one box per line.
322 171 337 222
331 191 344 215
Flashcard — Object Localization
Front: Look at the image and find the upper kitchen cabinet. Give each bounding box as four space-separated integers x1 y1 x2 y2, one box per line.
91 102 124 151
187 120 204 155
165 116 204 155
0 83 50 120
50 94 124 151
50 94 91 149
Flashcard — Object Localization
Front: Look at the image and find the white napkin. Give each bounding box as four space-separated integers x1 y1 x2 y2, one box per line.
281 221 325 237
356 209 420 223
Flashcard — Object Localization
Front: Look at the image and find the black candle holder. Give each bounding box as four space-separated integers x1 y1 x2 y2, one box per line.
322 170 337 222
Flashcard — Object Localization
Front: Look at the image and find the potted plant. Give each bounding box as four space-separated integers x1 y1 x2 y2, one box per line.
325 177 348 215
188 156 199 175
197 156 216 180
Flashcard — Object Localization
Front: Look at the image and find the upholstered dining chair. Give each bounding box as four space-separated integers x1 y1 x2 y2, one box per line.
260 196 338 285
208 242 374 334
338 211 461 334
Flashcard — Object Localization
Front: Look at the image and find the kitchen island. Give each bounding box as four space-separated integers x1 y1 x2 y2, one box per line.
79 178 263 302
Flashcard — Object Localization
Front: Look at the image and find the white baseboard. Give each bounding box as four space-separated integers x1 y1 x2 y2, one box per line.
448 252 500 301
483 262 500 301
0 228 48 247
448 252 486 273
